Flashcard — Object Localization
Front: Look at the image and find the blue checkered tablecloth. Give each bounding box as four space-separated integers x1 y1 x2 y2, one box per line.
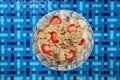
0 0 120 80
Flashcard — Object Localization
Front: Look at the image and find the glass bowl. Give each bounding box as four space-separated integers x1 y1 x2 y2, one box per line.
32 10 94 71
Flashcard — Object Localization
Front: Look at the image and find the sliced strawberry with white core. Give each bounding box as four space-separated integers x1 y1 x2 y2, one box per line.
41 44 52 54
50 16 62 24
67 24 78 32
64 50 76 60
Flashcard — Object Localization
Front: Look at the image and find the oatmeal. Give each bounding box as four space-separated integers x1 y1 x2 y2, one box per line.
37 16 86 64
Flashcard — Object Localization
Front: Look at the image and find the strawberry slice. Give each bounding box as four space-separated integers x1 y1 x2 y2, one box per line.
51 32 59 43
64 50 76 60
41 44 52 54
67 24 78 32
50 16 62 24
79 38 85 45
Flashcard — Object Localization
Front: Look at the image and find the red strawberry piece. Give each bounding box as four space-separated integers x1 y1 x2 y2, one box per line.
41 44 52 54
51 32 59 43
50 16 62 24
67 24 78 32
64 50 76 60
78 38 85 45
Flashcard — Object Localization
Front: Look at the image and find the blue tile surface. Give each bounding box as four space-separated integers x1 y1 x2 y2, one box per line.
0 0 120 80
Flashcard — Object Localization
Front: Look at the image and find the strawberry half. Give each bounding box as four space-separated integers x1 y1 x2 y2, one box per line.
79 38 85 45
67 24 78 32
50 16 62 24
51 32 59 43
64 50 76 60
41 44 52 54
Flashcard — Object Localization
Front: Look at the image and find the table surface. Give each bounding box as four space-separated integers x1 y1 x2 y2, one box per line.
0 0 120 80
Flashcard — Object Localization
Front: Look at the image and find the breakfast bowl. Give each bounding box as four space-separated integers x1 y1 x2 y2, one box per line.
32 10 94 71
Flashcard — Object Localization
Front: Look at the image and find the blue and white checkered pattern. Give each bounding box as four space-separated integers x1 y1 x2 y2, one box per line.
0 0 120 80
